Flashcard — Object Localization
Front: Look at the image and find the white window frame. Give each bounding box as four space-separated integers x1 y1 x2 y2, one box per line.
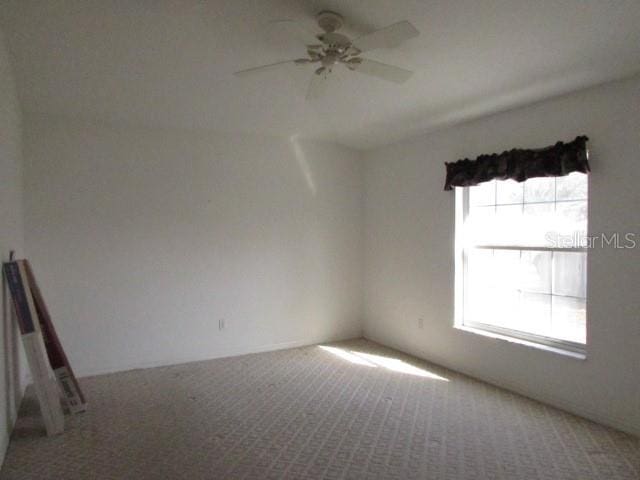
454 184 587 355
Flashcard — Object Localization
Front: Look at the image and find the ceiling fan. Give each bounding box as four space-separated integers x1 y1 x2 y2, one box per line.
234 11 419 99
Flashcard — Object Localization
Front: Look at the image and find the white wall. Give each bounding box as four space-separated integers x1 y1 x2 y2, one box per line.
24 117 363 376
14 60 639 451
364 75 640 436
0 28 26 466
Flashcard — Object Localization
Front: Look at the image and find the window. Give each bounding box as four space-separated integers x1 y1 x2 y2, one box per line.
455 172 588 353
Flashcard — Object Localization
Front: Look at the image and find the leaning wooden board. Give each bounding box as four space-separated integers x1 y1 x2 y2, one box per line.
3 260 65 436
23 260 87 413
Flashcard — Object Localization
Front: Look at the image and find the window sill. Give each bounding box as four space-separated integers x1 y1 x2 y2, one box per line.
454 325 587 360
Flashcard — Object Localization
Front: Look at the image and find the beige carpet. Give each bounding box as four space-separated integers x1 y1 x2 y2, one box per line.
1 339 638 480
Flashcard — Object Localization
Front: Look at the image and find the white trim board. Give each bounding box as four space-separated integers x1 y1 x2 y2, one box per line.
0 382 26 469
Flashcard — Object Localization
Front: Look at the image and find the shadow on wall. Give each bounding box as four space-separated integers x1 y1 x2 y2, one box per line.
2 268 23 439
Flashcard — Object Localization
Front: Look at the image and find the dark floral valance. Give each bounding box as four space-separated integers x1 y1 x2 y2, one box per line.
443 135 590 191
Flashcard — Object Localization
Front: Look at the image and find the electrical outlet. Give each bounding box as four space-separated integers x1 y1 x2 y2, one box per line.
218 318 226 331
418 318 424 329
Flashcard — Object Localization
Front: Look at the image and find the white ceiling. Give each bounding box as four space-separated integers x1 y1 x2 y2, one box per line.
2 0 640 150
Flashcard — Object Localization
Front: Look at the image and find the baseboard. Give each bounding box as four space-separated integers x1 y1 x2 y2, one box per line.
76 331 362 379
363 333 639 438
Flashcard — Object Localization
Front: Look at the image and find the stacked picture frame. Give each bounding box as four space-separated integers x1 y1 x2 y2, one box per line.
3 258 86 436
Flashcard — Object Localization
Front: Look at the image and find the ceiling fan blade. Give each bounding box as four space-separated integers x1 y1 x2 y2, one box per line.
268 19 319 46
306 72 330 100
352 21 419 53
348 58 413 84
234 60 300 77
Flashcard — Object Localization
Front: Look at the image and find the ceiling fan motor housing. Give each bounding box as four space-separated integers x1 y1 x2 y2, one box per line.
316 11 344 33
